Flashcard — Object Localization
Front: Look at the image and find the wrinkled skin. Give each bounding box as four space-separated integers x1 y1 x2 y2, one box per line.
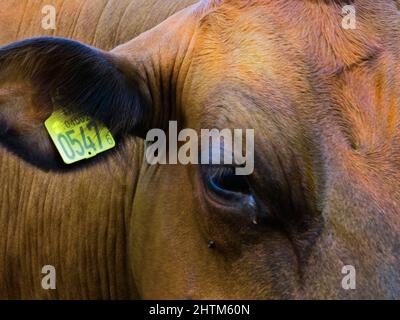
0 0 195 47
1 0 400 300
0 0 196 299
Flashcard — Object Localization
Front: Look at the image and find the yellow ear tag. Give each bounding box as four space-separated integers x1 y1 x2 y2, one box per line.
45 110 116 164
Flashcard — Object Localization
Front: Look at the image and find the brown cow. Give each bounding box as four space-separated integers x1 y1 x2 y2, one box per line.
1 0 400 299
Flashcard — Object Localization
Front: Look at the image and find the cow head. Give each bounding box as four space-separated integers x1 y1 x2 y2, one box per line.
1 0 400 299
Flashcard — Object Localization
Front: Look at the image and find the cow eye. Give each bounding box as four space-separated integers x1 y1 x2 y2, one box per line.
207 166 251 199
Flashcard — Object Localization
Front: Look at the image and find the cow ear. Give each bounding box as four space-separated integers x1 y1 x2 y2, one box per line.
0 37 149 169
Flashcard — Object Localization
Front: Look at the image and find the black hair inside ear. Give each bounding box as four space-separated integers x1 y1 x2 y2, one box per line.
0 36 150 135
0 37 150 169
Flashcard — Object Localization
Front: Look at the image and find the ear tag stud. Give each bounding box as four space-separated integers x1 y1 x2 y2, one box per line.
45 110 116 164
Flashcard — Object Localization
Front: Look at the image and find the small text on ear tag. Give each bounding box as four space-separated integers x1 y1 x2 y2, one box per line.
45 110 116 164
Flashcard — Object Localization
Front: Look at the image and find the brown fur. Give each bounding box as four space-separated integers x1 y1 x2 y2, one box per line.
0 0 196 299
1 0 400 299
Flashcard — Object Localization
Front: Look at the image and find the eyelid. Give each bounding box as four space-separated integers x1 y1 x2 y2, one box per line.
206 167 236 197
205 165 250 198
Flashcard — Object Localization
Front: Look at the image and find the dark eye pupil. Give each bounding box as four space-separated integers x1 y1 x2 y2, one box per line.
211 168 250 194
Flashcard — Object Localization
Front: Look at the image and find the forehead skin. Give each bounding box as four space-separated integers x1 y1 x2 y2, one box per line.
184 0 400 187
186 0 400 126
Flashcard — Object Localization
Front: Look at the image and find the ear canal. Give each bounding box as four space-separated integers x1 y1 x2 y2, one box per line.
0 37 149 169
